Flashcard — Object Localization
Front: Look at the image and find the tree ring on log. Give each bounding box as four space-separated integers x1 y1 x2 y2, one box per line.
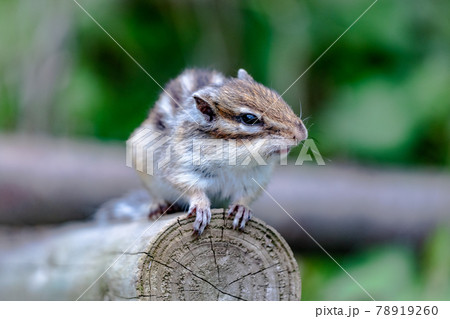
137 209 301 300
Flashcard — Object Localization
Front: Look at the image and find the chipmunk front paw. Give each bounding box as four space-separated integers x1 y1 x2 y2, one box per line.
227 204 252 229
148 202 179 220
188 203 211 235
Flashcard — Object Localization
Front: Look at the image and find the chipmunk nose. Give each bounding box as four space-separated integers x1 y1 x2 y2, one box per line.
293 121 308 141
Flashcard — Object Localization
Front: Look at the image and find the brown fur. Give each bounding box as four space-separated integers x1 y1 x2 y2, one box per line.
135 68 307 234
147 68 306 141
214 79 301 138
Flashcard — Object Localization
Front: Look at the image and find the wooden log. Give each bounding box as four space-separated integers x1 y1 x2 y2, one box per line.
0 210 301 301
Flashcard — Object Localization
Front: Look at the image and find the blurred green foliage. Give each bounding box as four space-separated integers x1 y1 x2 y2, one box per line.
1 0 449 300
298 225 450 300
0 0 449 166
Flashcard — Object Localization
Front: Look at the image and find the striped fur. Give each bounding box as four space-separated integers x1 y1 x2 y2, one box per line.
134 68 307 234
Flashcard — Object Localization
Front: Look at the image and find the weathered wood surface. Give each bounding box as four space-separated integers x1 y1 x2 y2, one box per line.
0 210 301 301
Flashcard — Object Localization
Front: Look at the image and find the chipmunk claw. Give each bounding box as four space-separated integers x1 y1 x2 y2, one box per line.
227 204 252 230
188 204 211 235
148 202 179 220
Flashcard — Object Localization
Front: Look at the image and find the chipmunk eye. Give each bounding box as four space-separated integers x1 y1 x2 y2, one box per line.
240 113 263 125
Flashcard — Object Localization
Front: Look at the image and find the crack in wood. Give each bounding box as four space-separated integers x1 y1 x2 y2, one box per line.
169 256 247 301
113 295 139 300
209 236 220 282
126 251 174 269
176 219 197 259
175 219 207 277
209 236 221 299
224 263 280 288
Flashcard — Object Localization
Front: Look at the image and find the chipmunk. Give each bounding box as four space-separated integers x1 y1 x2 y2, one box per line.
130 68 307 234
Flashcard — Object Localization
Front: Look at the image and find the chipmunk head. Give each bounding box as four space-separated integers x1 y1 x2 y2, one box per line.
192 69 307 159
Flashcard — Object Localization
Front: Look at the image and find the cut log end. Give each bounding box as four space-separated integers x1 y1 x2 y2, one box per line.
137 209 301 301
0 209 300 301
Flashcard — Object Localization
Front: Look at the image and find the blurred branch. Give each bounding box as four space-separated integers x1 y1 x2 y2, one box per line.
1 134 449 249
0 134 139 224
253 163 450 249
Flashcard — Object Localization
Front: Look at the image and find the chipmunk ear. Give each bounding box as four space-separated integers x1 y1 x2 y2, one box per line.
237 68 254 81
193 94 215 122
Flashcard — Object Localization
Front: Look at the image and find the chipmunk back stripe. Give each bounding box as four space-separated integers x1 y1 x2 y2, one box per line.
165 78 183 109
152 111 166 131
194 127 255 140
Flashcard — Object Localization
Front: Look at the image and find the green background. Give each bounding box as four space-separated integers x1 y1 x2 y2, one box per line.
1 0 449 300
